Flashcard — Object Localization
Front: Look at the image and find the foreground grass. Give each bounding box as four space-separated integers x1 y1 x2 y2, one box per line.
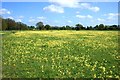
2 30 119 78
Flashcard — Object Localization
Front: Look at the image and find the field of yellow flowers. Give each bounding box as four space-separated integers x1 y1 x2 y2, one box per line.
1 30 119 78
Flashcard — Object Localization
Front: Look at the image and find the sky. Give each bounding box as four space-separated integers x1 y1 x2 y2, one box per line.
1 0 119 27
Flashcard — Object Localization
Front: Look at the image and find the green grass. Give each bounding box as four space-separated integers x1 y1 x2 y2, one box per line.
2 30 119 78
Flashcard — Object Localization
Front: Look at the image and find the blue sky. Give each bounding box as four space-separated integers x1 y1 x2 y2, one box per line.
1 1 119 27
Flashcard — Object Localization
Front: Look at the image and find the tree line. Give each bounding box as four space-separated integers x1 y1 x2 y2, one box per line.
1 17 120 30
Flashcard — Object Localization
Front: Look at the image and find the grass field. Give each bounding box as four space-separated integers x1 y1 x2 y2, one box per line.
1 30 119 78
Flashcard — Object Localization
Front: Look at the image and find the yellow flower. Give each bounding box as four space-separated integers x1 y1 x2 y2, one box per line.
13 64 16 67
94 74 96 78
21 61 24 63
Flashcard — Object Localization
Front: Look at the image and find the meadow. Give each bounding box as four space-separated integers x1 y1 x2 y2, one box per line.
1 30 119 78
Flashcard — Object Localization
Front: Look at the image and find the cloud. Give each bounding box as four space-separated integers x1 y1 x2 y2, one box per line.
68 20 72 23
104 13 119 21
28 16 47 24
79 3 100 12
18 16 24 19
14 16 24 22
97 18 105 22
94 13 119 24
0 8 11 15
2 0 119 2
37 16 46 20
89 7 100 12
44 1 100 13
107 13 119 20
16 19 22 22
29 17 34 19
49 0 80 8
7 16 14 19
76 15 86 18
54 20 60 23
49 1 100 12
87 15 93 19
28 19 36 23
37 16 46 22
76 14 93 19
43 4 64 13
76 11 80 14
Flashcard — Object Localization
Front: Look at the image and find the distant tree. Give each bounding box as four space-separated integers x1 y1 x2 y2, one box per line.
112 25 118 30
52 26 60 30
86 26 93 30
118 25 120 30
89 26 93 30
36 22 44 30
16 22 28 30
108 25 118 30
5 18 16 30
1 17 120 31
44 24 51 30
71 26 75 30
60 26 66 30
66 25 72 30
28 26 35 30
98 24 104 30
104 25 109 30
94 25 99 30
1 18 7 30
75 24 84 30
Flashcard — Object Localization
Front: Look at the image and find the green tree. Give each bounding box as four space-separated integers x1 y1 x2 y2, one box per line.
44 24 51 30
86 26 93 30
98 24 104 30
0 17 8 30
75 24 84 30
36 22 44 30
6 18 16 30
60 26 66 30
94 25 99 30
28 26 35 30
66 25 71 30
16 22 28 30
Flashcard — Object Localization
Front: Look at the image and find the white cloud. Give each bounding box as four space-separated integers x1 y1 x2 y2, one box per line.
80 3 100 12
97 18 105 22
76 14 93 19
28 17 47 24
28 19 36 22
54 20 59 23
95 13 119 25
0 8 11 15
48 1 100 12
28 16 46 23
87 15 93 19
37 16 46 22
7 16 14 19
90 7 100 12
107 13 119 20
37 16 46 20
76 11 80 14
104 13 119 21
44 1 100 13
2 0 119 2
68 20 72 23
18 16 24 19
16 19 22 22
43 4 64 13
15 16 24 22
29 17 33 19
76 15 86 19
49 0 80 8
